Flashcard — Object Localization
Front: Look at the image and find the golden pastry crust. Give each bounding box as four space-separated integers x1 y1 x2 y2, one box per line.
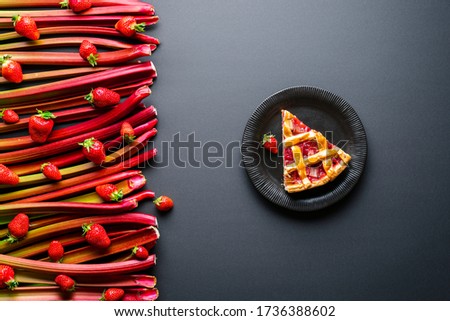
282 110 351 193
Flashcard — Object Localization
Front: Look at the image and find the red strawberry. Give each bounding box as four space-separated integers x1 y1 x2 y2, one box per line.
0 108 19 124
1 55 23 84
153 195 174 212
0 264 18 290
82 223 111 249
95 183 123 202
60 0 92 13
12 15 39 41
29 109 56 143
85 87 120 109
262 133 278 154
48 240 64 262
120 121 135 143
79 40 98 67
100 288 125 301
132 245 149 260
115 16 146 37
55 274 76 292
40 162 62 181
78 137 106 164
0 164 19 185
7 213 29 243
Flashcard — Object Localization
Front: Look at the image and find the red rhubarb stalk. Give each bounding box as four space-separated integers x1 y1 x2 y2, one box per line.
61 226 159 264
0 253 156 276
0 107 157 165
0 86 151 151
16 272 157 289
0 62 156 105
0 106 103 134
9 118 158 176
0 66 109 85
9 79 154 113
0 287 159 301
0 15 159 29
2 44 151 66
0 26 160 45
0 37 135 51
0 5 155 17
0 0 144 8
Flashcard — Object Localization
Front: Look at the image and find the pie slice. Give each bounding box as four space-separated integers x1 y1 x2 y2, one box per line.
281 110 351 193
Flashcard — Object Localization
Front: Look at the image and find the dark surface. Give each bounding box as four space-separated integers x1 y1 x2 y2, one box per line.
147 0 449 300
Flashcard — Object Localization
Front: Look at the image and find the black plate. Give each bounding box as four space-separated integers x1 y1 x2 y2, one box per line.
241 86 368 211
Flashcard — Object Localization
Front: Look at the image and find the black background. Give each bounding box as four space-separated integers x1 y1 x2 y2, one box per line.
146 0 450 300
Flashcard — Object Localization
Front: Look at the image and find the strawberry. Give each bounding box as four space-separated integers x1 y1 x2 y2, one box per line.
82 223 111 249
48 240 64 262
0 108 19 124
0 164 19 185
12 15 39 41
132 245 149 260
115 16 146 37
60 0 92 13
78 137 106 164
100 288 125 301
55 274 76 292
79 40 98 67
85 87 120 109
0 264 18 290
153 195 174 212
28 109 56 143
0 55 23 84
41 162 62 181
120 121 135 143
95 183 123 202
262 133 278 154
7 213 29 243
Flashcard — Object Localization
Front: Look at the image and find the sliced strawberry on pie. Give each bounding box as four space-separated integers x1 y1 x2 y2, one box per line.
281 109 351 193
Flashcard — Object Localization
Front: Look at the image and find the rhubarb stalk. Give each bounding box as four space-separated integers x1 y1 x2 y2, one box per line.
0 86 151 151
2 44 151 67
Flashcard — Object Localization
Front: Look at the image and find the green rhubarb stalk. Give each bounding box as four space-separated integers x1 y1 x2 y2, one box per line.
16 271 157 289
0 287 159 301
63 174 147 203
0 253 156 276
0 213 158 254
59 226 159 264
2 170 142 203
8 229 130 258
0 26 160 45
9 118 158 176
2 44 151 67
0 199 138 217
0 66 109 85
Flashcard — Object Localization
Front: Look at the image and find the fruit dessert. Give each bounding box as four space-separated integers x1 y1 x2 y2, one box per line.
281 110 351 193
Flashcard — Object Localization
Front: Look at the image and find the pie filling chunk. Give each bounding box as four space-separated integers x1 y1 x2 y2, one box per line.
281 110 351 193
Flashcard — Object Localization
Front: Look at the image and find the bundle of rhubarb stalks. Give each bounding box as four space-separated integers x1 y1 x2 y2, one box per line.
0 0 162 301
